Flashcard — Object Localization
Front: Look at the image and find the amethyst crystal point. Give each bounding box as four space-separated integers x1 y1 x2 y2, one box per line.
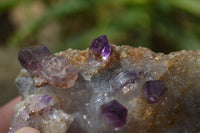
40 95 53 106
101 100 128 130
26 94 53 113
88 35 111 67
18 45 78 89
110 70 137 93
143 80 167 103
18 45 47 75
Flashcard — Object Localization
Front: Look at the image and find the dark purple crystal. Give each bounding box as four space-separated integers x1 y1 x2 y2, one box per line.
101 100 128 130
18 45 52 75
88 35 111 66
110 70 137 91
143 80 167 103
90 35 111 59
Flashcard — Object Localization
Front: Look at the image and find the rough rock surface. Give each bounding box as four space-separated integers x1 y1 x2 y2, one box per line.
9 36 200 133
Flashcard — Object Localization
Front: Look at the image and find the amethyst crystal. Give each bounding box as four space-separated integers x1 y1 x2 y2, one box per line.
110 70 137 92
26 94 53 113
40 95 53 106
18 45 78 89
101 100 128 130
143 80 167 103
9 94 74 133
18 45 51 75
88 35 111 67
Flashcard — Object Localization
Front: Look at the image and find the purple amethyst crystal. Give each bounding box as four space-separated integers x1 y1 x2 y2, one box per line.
18 45 50 75
40 95 53 105
88 35 111 67
26 94 53 113
18 45 78 89
110 70 137 92
101 100 128 130
143 80 167 103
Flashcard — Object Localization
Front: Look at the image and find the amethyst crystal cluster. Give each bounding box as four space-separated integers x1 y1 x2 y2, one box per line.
9 35 200 133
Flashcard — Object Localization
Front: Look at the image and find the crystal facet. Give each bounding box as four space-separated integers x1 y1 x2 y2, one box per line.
88 35 111 67
143 80 167 103
101 100 128 130
18 45 78 89
110 70 137 92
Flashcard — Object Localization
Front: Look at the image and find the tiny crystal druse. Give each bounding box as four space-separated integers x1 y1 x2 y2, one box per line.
10 35 200 133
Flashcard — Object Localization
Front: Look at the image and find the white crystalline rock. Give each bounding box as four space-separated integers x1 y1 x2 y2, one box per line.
15 69 34 98
9 94 74 133
41 109 74 133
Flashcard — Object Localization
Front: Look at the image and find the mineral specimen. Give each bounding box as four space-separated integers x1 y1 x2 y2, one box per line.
18 45 78 89
10 35 200 133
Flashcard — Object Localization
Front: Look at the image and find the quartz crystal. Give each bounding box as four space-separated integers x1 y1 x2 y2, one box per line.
9 94 74 133
10 36 200 133
143 80 167 103
101 100 128 130
88 35 111 67
18 45 78 89
110 70 137 93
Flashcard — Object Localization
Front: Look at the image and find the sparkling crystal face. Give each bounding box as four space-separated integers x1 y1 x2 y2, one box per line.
110 70 137 92
88 35 111 66
90 35 111 59
101 100 128 130
143 80 167 103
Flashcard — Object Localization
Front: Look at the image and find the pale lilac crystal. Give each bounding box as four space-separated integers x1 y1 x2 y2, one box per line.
143 80 167 103
101 100 128 130
18 45 78 89
110 70 137 91
26 94 53 113
40 95 53 105
88 35 111 66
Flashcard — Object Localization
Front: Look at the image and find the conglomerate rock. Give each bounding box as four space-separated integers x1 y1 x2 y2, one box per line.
9 35 200 133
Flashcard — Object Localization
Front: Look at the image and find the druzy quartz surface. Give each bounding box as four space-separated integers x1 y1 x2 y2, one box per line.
10 35 200 133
